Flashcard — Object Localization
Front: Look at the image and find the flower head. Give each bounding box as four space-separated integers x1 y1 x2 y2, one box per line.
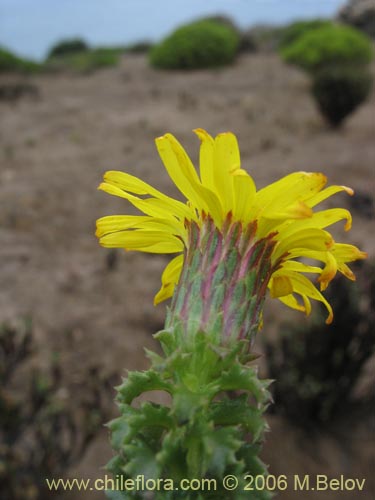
96 130 366 326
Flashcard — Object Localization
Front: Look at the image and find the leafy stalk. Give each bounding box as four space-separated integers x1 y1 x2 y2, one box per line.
106 325 272 500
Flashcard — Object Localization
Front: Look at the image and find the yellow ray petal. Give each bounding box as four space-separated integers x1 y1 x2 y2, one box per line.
99 182 189 221
193 128 215 191
277 293 306 312
254 172 327 215
306 185 354 208
281 208 352 233
286 248 328 263
155 134 223 224
288 272 333 324
279 261 322 275
96 215 150 238
155 134 203 207
269 275 293 298
103 170 192 219
213 132 241 213
301 294 312 316
317 252 337 291
99 230 183 253
154 254 184 305
273 228 333 261
267 207 353 245
338 263 356 281
263 200 313 220
231 169 256 221
331 243 367 263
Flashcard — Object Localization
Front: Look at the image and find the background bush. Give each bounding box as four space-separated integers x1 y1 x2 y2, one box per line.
149 20 240 69
281 24 373 73
0 47 40 74
312 65 373 126
47 38 89 59
278 19 333 50
45 47 120 73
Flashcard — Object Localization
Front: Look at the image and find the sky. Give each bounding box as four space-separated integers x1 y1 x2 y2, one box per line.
0 0 346 60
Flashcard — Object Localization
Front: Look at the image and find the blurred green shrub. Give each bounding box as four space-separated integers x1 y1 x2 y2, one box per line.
312 65 373 127
281 24 373 127
278 19 333 49
46 47 120 73
0 47 40 74
281 24 373 73
200 14 239 33
149 20 240 69
264 261 375 427
47 38 89 58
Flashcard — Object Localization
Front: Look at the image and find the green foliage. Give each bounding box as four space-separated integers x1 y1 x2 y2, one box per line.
149 20 240 70
312 65 373 127
46 47 120 73
278 19 333 49
0 47 41 74
264 261 375 427
199 14 239 34
45 39 120 73
47 38 89 58
107 329 272 499
281 24 374 73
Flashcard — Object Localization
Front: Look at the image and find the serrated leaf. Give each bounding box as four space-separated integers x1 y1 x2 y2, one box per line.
209 398 266 440
238 443 268 476
154 328 176 354
127 402 173 441
124 439 161 479
117 370 172 404
108 412 136 450
106 455 126 475
218 365 267 402
203 426 241 477
144 348 165 367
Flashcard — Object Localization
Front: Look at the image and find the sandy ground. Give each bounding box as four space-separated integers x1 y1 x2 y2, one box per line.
1 53 374 499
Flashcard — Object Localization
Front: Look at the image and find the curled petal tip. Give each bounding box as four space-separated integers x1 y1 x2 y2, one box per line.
193 127 207 135
325 314 334 325
154 135 166 144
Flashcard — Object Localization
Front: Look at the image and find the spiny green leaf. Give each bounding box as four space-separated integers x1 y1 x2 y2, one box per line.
203 426 241 476
108 412 136 450
126 402 173 442
124 439 161 479
209 398 266 440
218 365 268 401
117 370 172 404
157 427 187 478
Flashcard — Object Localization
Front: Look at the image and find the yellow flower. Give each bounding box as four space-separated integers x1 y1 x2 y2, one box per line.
96 129 366 324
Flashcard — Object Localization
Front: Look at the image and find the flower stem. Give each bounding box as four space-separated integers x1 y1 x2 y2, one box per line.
106 327 272 499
